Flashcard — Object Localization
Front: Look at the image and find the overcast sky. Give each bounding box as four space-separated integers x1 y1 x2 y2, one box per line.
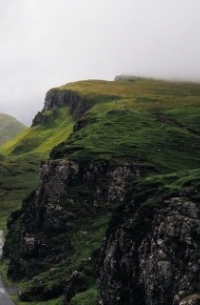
1 0 200 125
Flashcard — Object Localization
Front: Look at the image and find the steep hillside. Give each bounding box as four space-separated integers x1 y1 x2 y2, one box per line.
2 78 200 169
0 113 26 145
0 106 74 158
2 78 200 305
0 109 73 230
51 79 200 172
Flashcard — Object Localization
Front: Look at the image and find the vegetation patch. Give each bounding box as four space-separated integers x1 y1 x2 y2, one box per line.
70 287 98 305
1 78 200 304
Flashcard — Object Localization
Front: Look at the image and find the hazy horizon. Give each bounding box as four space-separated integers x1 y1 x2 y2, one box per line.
1 0 200 125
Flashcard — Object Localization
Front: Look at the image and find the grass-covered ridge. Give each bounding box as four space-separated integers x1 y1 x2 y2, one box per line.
0 107 74 230
0 107 73 157
3 78 200 161
1 77 200 229
2 77 200 304
129 167 200 208
0 113 26 145
50 79 200 173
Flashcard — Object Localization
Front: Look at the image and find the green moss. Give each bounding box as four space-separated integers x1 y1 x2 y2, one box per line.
16 213 110 302
71 213 111 266
0 106 74 230
70 287 98 305
12 295 63 305
130 167 200 207
0 156 40 231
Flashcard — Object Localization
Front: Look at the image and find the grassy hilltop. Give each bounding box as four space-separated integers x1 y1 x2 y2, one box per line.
1 78 200 230
52 79 200 172
3 78 200 169
1 78 200 304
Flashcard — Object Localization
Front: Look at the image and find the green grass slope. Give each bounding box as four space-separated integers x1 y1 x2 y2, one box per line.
2 78 200 304
1 77 200 230
0 107 73 158
51 79 200 173
3 78 200 167
0 113 26 145
0 107 74 230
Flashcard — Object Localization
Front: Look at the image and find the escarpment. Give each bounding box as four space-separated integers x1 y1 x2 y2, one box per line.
3 79 200 305
97 197 200 305
32 89 94 126
5 154 200 305
4 157 144 301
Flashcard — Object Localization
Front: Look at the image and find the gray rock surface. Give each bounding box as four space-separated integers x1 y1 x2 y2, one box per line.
97 197 200 305
4 156 200 305
32 89 94 126
4 159 142 282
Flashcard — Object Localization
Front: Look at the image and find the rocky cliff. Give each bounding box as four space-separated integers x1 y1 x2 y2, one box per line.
97 197 200 305
32 89 94 126
5 157 200 305
3 79 200 305
4 158 144 302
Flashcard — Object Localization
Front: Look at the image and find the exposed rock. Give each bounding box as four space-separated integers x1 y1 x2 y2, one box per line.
5 153 200 305
73 118 98 132
32 89 94 126
5 156 200 305
114 75 137 82
4 158 143 282
97 197 200 305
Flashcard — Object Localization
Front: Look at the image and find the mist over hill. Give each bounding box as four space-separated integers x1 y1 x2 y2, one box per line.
0 113 26 145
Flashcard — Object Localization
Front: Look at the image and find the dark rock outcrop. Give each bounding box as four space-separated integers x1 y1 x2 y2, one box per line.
32 90 94 126
73 117 99 132
4 159 143 282
114 75 137 82
5 152 200 305
97 197 200 305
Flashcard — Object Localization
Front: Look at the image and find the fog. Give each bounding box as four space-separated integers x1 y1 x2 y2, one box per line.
1 0 200 125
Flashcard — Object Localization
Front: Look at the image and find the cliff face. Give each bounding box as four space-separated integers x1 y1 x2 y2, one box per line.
4 158 143 301
97 197 200 305
32 89 94 126
5 156 200 305
4 79 200 305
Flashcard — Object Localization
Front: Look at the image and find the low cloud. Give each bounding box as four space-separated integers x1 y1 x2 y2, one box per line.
1 0 200 125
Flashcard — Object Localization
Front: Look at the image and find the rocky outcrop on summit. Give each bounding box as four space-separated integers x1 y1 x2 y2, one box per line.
97 197 200 305
32 89 94 126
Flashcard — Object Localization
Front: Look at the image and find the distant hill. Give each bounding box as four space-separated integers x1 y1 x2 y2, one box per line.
0 113 26 145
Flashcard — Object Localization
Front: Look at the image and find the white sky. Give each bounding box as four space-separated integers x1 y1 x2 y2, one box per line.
1 0 200 125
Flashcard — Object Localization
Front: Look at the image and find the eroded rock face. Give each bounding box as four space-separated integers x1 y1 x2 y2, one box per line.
5 153 200 305
32 89 94 126
5 159 142 280
97 197 200 305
